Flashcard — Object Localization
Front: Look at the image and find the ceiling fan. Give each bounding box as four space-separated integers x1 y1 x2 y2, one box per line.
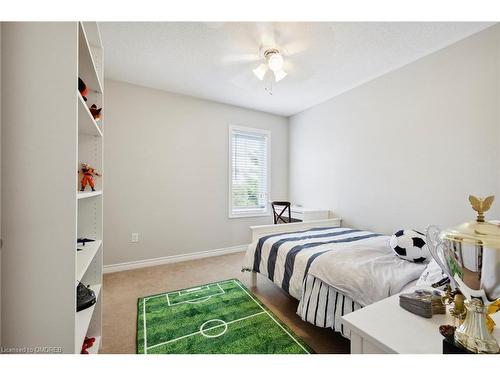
220 23 312 95
252 48 287 94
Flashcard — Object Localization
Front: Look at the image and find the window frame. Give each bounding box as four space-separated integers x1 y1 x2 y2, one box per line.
228 124 271 219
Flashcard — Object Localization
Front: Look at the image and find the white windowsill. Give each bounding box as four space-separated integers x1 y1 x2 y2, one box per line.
229 212 271 219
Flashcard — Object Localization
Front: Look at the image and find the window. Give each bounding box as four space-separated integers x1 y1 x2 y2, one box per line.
229 125 270 218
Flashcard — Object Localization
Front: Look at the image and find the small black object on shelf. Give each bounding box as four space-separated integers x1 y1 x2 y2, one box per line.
76 282 96 312
77 238 95 247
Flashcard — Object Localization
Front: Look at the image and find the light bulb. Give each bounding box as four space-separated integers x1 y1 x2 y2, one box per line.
274 69 287 82
267 53 283 72
252 64 268 81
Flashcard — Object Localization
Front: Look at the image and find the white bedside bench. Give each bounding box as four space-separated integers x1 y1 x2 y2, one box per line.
341 292 500 354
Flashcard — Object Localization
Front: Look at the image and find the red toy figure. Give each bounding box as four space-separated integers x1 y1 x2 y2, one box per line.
89 104 102 121
81 336 96 354
79 163 101 192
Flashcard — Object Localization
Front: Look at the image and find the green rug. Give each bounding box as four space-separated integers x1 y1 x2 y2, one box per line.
137 278 313 354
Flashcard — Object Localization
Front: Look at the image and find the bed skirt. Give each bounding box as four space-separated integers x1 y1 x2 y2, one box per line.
297 274 363 339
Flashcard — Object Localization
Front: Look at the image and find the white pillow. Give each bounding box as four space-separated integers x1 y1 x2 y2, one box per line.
416 258 448 289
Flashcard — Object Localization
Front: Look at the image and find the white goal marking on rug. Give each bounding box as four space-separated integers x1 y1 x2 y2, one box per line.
179 285 209 295
142 281 232 353
185 296 212 304
143 297 148 354
166 283 226 306
142 280 309 353
142 282 226 307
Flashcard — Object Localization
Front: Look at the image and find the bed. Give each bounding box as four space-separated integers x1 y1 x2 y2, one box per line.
243 219 426 338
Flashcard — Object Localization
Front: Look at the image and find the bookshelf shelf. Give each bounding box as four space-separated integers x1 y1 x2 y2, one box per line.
77 190 103 200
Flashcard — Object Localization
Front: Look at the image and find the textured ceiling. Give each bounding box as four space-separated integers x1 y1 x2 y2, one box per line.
100 22 494 117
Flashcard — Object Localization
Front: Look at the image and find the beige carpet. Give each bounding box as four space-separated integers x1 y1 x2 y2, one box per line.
101 251 349 354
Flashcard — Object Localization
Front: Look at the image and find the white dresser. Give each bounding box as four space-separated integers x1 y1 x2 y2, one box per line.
290 205 329 222
341 292 500 354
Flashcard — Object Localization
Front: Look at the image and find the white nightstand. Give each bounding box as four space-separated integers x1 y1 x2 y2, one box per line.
341 292 500 354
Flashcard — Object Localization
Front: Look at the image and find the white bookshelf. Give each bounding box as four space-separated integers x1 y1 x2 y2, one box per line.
76 21 104 355
2 22 104 354
77 190 103 200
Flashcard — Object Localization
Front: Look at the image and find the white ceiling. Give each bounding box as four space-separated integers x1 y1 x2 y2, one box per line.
100 22 494 117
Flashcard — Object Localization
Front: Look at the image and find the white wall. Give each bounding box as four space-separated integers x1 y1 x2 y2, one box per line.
104 80 288 266
289 25 500 234
1 22 78 352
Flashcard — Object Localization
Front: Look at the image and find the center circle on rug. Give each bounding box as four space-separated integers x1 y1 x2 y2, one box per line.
199 319 228 338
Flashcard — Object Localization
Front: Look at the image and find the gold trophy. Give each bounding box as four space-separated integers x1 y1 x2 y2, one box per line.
426 195 500 353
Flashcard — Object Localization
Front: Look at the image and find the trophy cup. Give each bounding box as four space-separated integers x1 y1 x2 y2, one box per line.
426 195 500 353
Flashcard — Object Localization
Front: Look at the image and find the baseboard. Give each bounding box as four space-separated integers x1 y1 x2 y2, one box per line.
103 244 247 274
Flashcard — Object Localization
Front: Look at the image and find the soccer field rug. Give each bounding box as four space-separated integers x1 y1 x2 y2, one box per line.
137 279 313 354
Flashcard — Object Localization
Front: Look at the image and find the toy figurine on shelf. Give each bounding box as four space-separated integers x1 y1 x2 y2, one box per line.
79 162 101 192
89 104 102 121
78 78 89 102
81 336 96 354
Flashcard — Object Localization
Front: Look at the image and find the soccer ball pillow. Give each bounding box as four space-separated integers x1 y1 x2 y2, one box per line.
390 229 430 263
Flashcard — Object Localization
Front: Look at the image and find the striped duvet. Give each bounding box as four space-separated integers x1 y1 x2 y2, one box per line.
244 226 424 338
244 226 382 300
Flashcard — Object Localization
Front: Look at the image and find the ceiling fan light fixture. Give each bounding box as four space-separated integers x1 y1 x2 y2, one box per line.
252 63 268 81
266 51 284 72
252 48 288 92
274 69 287 82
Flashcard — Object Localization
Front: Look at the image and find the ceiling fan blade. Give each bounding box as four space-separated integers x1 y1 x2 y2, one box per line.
222 22 266 52
255 22 277 47
230 69 263 90
281 40 309 56
220 53 260 66
282 59 316 82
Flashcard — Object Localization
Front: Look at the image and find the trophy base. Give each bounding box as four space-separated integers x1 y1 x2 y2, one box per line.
455 329 499 354
454 299 499 354
443 337 473 354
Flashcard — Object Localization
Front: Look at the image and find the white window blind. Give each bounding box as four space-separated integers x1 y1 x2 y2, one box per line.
229 126 270 218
